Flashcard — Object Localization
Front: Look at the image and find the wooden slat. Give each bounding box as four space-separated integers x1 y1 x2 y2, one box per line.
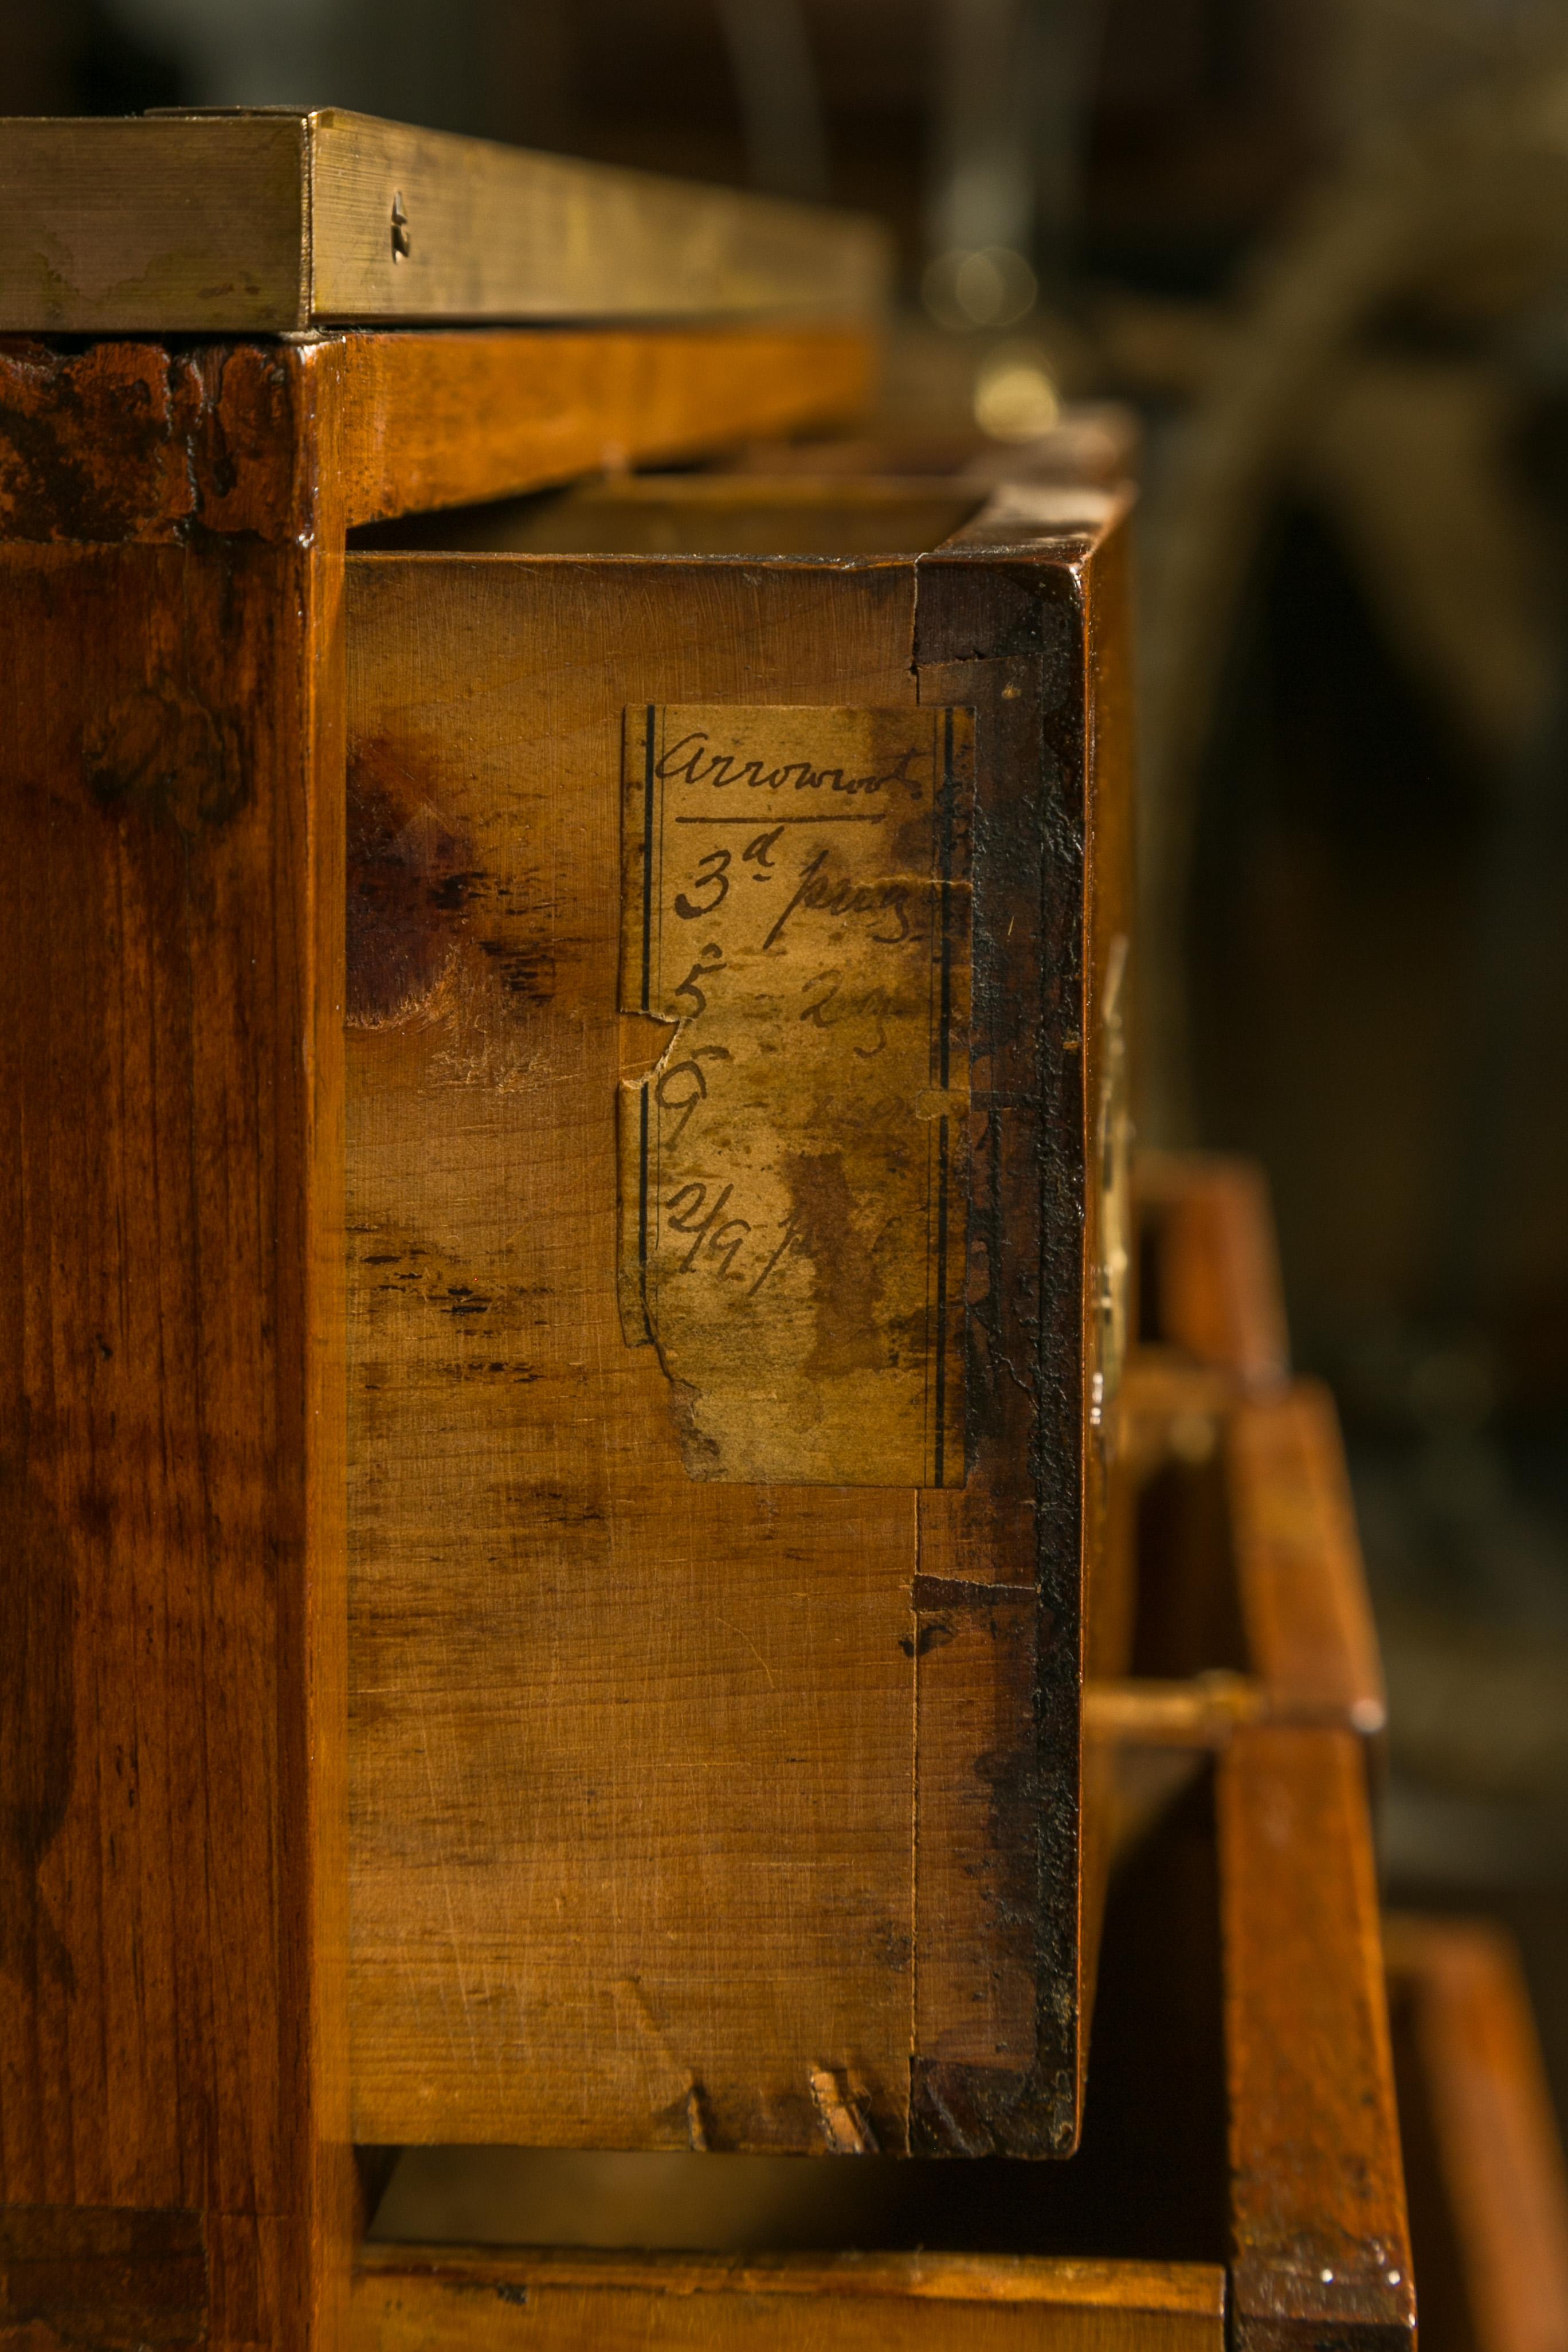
1219 1727 1414 2352
351 2246 1226 2352
1386 1914 1568 2352
0 341 351 2344
0 111 889 335
336 326 880 527
1226 1383 1387 1733
1134 1153 1289 1389
0 326 880 540
1084 1675 1263 1749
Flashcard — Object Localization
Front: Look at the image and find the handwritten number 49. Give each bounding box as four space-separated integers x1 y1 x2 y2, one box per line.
664 1181 751 1275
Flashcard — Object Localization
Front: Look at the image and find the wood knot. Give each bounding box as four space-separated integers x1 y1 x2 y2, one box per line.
82 681 241 833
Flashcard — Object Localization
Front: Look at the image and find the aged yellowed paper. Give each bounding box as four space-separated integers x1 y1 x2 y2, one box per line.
620 703 972 1486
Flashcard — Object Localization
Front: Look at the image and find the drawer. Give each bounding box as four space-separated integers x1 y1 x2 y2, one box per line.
344 473 1134 2157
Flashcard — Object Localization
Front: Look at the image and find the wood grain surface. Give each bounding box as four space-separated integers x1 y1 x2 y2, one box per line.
336 328 881 528
351 2246 1225 2352
0 336 352 2346
1220 1727 1414 2352
0 111 889 334
1386 1914 1568 2352
345 555 927 2154
344 505 1134 2155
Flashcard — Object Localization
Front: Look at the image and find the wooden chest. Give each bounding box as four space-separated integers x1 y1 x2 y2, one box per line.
0 106 1156 2350
343 472 1134 2155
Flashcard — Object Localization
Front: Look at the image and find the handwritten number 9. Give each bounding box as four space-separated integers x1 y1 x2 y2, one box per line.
654 1045 732 1145
675 848 731 919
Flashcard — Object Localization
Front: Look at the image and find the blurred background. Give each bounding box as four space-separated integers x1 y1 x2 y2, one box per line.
12 0 1567 2134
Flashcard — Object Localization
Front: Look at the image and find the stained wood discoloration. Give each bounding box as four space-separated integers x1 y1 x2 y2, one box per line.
347 738 480 1030
82 680 242 835
0 2206 208 2351
0 340 303 546
908 505 1135 2156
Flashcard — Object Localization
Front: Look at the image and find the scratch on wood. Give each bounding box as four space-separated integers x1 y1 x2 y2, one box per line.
809 2066 879 2154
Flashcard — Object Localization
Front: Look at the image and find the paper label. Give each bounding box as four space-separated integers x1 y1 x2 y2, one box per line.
620 703 971 1487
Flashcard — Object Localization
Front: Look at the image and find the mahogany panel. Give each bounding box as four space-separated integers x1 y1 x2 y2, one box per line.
0 336 351 2350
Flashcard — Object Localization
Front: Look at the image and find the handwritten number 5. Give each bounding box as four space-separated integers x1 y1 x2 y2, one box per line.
672 942 724 1017
675 848 731 919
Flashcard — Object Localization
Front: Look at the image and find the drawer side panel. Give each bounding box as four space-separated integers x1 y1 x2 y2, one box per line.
345 554 924 2151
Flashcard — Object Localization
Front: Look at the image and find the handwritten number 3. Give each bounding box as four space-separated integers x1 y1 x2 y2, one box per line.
675 848 731 919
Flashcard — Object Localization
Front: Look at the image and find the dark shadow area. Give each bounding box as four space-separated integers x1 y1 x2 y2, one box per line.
370 1775 1226 2260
